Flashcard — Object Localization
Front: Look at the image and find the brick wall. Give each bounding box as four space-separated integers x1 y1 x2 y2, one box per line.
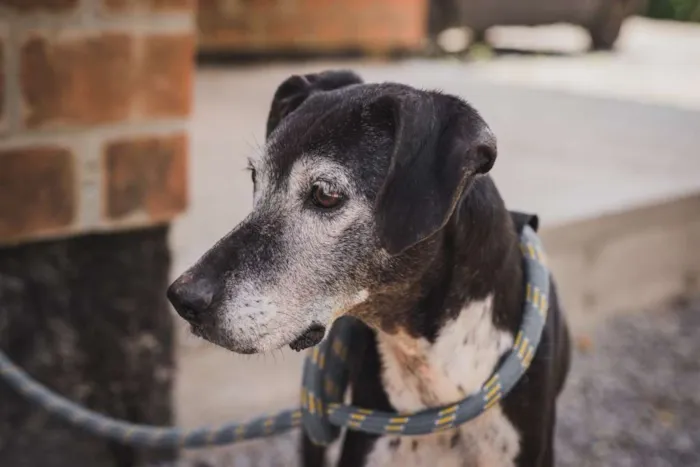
0 0 194 245
197 0 428 54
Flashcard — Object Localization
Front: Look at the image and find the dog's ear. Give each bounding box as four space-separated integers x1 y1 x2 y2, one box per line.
266 70 363 139
374 92 497 256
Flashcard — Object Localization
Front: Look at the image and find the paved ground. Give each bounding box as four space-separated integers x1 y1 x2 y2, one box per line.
556 297 700 467
169 296 700 466
467 18 700 111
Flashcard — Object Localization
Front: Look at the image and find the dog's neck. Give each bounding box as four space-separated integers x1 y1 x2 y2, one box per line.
354 177 524 408
358 177 524 339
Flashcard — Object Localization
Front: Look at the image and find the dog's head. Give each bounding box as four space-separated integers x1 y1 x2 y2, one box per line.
167 70 497 354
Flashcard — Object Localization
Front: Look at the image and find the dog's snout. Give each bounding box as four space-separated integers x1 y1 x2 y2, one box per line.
167 275 215 323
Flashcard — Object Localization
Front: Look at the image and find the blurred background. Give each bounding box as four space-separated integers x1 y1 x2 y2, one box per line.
0 1 699 466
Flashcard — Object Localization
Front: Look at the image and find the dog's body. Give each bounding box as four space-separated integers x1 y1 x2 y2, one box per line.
168 71 571 467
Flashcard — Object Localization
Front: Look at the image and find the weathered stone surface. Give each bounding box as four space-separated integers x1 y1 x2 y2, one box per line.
0 226 175 467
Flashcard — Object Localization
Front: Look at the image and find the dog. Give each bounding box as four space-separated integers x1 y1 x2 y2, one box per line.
167 70 571 467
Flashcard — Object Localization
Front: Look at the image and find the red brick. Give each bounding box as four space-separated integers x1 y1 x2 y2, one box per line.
102 0 194 12
197 0 428 53
0 36 5 130
104 133 188 221
20 32 193 129
0 0 79 11
0 146 75 241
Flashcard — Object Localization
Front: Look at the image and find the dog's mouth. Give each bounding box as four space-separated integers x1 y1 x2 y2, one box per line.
189 318 326 354
190 323 259 354
289 324 327 352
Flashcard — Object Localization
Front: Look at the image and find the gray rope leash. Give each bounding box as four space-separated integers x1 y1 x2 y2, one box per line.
0 349 301 447
0 224 548 449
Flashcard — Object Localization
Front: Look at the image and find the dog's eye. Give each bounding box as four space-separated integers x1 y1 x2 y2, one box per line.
250 168 257 185
311 183 343 209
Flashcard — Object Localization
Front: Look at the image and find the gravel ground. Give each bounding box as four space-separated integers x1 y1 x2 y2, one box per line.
174 297 700 467
556 297 700 467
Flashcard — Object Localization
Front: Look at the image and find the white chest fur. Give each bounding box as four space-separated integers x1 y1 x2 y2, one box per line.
365 295 520 467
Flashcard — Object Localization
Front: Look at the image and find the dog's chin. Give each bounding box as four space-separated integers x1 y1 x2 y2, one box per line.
189 324 259 355
288 324 327 352
190 322 327 355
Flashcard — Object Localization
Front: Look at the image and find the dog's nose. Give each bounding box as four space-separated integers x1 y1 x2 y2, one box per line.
167 275 215 323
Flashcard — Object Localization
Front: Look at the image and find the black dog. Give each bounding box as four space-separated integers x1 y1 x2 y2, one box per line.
168 70 571 467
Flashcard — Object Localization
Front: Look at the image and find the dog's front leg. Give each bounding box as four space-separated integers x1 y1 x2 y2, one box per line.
301 431 327 467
